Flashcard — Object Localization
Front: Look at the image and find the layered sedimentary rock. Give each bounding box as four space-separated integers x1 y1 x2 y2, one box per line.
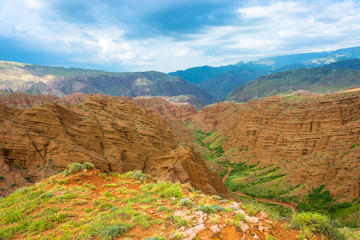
192 92 360 201
0 95 227 196
150 146 230 197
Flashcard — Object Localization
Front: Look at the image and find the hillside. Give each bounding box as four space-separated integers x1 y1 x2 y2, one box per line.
1 163 315 240
1 90 360 237
225 60 360 102
0 95 226 198
192 91 360 202
169 46 360 100
0 61 215 105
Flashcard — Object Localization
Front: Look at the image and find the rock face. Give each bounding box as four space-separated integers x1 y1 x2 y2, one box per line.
0 95 227 196
192 91 360 201
0 92 62 108
150 146 230 197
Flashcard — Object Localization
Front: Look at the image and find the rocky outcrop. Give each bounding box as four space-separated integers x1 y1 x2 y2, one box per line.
150 146 231 197
0 95 227 196
0 92 62 108
192 91 360 201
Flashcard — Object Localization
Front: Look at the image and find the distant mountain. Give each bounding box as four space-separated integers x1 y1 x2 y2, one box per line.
0 61 215 105
169 46 360 100
324 58 360 70
224 59 360 102
169 62 274 99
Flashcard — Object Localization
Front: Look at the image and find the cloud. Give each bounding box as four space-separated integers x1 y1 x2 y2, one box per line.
0 0 360 72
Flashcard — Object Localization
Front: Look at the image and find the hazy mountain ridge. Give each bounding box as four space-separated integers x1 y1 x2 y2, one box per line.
225 59 360 102
0 61 215 105
169 46 360 100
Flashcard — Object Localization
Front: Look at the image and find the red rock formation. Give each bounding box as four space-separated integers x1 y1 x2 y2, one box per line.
192 92 360 201
0 95 227 197
150 146 231 197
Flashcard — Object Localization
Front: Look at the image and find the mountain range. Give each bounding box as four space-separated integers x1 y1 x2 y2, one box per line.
169 46 360 100
1 46 360 106
225 59 360 102
0 61 215 105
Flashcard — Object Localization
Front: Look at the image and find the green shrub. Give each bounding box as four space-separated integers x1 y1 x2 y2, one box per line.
67 162 82 174
235 212 246 222
178 198 194 208
0 176 4 180
99 224 128 240
226 206 239 212
157 206 172 213
297 185 335 214
82 162 94 170
212 195 222 200
141 182 183 199
291 212 345 240
212 204 226 212
196 205 217 214
130 170 150 182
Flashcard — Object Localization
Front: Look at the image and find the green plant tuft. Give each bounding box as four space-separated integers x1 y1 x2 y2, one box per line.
291 212 345 240
82 162 94 170
67 162 82 174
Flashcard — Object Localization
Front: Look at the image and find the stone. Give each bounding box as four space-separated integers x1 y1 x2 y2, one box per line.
259 211 268 219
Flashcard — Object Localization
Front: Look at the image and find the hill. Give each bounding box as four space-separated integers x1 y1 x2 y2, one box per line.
225 59 360 102
0 61 215 105
169 46 360 100
0 91 360 238
0 163 313 240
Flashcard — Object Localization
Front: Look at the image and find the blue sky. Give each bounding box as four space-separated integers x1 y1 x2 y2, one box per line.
0 0 360 72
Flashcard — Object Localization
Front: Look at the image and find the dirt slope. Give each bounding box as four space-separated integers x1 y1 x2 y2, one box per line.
0 167 306 240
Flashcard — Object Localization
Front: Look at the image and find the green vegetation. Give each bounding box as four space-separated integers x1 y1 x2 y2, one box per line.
140 181 183 199
189 128 226 161
64 162 95 176
297 185 335 214
223 161 293 200
178 198 195 208
297 185 360 228
291 212 345 240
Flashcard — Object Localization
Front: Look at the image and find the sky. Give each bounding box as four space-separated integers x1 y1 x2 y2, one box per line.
0 0 360 73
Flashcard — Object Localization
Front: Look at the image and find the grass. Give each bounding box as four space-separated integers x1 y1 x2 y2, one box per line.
291 212 345 240
140 181 183 199
223 161 293 200
178 198 195 208
0 166 336 239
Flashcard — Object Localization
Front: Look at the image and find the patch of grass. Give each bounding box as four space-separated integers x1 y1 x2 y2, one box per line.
57 179 69 185
167 215 189 228
178 198 195 208
196 205 217 214
141 182 183 199
291 212 345 240
157 206 172 213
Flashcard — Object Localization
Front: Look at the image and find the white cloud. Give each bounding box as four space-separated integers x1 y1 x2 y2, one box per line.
0 0 360 72
238 1 309 19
